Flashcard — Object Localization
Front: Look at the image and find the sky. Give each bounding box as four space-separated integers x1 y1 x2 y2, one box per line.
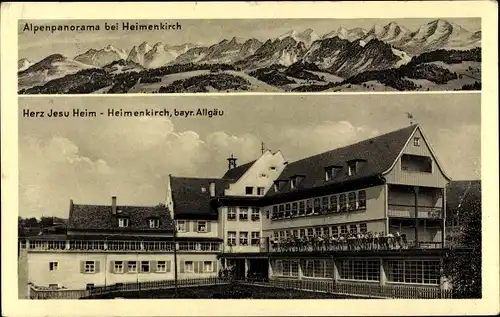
18 18 481 62
18 93 481 218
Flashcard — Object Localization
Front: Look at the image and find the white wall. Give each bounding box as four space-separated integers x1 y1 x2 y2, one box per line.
219 206 263 253
225 151 286 197
176 220 219 239
262 185 386 232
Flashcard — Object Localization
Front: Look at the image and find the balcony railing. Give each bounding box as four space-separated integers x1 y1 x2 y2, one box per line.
388 205 443 219
264 233 443 253
21 240 221 253
29 277 453 299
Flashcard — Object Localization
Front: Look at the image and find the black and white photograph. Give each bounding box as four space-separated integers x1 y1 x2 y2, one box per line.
18 94 481 300
18 18 481 94
2 1 498 316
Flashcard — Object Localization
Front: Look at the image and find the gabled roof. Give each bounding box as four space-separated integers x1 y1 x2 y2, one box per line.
266 125 418 197
170 176 232 220
221 160 256 180
68 203 174 232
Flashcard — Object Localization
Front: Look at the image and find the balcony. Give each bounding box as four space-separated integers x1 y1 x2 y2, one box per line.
388 205 443 219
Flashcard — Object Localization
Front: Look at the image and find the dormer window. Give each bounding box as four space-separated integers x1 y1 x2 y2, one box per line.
348 162 357 176
325 166 342 181
290 178 296 189
414 137 421 147
273 180 287 192
118 218 129 228
148 219 160 228
201 187 207 193
274 182 279 192
290 175 305 189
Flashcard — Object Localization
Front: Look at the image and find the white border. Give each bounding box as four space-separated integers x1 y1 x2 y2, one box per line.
2 1 499 316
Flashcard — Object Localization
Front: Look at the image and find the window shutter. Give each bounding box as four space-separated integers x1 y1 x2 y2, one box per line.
166 261 171 273
124 261 129 273
193 222 197 232
110 261 115 273
151 261 157 273
80 261 84 273
194 261 200 273
180 261 185 273
207 222 211 232
213 261 218 273
185 222 190 232
95 261 100 273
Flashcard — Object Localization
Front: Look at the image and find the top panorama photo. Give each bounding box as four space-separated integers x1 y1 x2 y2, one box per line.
18 18 481 94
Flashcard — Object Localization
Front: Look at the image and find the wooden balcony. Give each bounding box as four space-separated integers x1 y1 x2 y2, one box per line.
388 205 443 219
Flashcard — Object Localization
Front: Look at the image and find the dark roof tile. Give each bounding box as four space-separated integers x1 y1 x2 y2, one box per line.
221 160 256 179
68 203 174 232
170 177 232 219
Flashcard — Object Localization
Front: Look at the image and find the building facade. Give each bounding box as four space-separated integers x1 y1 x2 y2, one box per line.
19 124 453 295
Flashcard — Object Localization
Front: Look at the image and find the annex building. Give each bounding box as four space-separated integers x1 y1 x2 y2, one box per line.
19 124 454 297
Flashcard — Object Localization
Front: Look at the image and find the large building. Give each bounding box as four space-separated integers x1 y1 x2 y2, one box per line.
19 124 454 296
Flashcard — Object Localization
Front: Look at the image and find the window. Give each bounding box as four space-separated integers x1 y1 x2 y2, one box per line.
331 226 339 236
177 220 186 232
349 224 357 233
348 162 357 176
339 194 347 212
278 205 285 218
86 284 95 290
245 186 254 195
387 260 440 285
273 260 299 277
338 260 380 281
325 166 341 181
348 192 357 211
203 261 213 273
197 221 207 232
257 187 265 195
290 178 296 189
302 260 333 278
251 208 260 221
141 261 150 273
359 223 367 233
114 261 124 273
299 229 306 237
292 229 298 237
330 195 338 213
239 232 248 245
270 166 277 170
272 206 278 220
299 201 305 216
313 198 320 214
307 228 314 237
340 225 348 234
228 207 237 221
291 202 298 216
128 261 137 273
227 231 237 246
321 197 329 213
315 227 322 236
285 204 291 217
273 183 279 192
149 219 160 228
157 261 167 272
401 154 432 173
118 218 129 228
49 262 58 271
84 261 95 273
49 284 59 289
239 207 249 221
358 190 366 209
201 187 207 193
251 232 260 246
321 227 330 236
179 242 197 251
414 137 421 146
306 199 313 215
184 261 194 273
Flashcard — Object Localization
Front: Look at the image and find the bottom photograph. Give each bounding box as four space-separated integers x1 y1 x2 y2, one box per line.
17 93 481 299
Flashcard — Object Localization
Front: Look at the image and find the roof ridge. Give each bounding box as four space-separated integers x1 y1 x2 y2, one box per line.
288 124 417 165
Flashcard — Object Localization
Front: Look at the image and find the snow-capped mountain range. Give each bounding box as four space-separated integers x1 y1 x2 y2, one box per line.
18 19 480 80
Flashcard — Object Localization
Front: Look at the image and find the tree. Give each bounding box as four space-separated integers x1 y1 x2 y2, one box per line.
443 183 481 298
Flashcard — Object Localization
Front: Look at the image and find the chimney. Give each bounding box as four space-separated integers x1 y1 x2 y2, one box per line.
209 182 216 197
112 196 117 214
227 154 238 169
